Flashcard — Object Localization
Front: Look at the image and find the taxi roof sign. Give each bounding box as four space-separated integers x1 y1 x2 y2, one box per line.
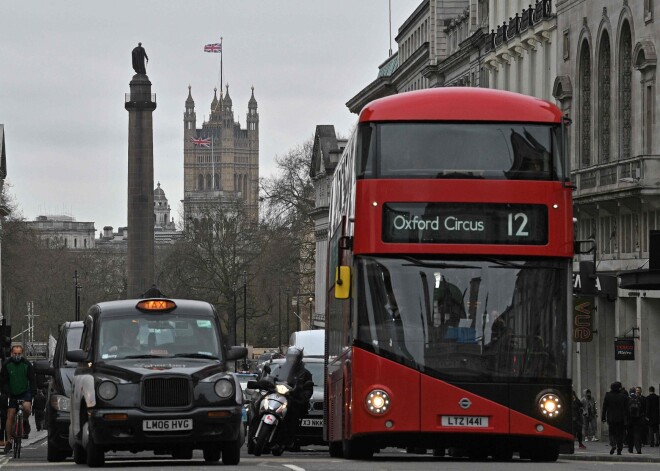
136 299 176 312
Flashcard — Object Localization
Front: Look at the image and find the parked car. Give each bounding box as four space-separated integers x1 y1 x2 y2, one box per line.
265 356 325 447
34 321 84 462
66 296 247 467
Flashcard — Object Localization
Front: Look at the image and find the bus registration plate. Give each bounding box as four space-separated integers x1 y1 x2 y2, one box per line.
143 419 192 432
441 416 488 428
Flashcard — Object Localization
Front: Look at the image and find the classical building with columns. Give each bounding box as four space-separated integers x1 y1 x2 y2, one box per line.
553 0 660 411
309 125 347 328
182 84 259 226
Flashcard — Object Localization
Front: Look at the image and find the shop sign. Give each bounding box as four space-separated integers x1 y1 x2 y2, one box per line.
573 296 594 342
614 339 635 361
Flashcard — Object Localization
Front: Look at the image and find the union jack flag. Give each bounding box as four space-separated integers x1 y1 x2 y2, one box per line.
204 43 222 53
191 137 211 147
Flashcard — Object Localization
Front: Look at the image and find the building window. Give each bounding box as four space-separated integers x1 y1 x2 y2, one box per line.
645 0 654 22
206 174 212 189
579 40 592 167
563 29 570 60
84 239 87 248
214 173 220 190
619 21 632 160
599 32 611 163
646 84 654 154
198 174 204 190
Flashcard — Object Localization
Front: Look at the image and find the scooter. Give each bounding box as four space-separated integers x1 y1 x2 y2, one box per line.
246 377 292 456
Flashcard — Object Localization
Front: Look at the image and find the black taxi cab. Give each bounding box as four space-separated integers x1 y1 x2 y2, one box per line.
67 297 247 467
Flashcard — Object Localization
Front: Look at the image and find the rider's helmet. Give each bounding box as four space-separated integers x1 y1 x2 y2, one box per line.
285 346 304 367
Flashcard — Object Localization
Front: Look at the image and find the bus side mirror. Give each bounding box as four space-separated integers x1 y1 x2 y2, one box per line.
335 266 351 299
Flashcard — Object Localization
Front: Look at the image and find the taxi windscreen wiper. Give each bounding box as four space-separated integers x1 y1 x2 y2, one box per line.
123 354 172 359
173 353 219 360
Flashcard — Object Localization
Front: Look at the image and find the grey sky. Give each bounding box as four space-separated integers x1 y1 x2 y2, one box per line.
0 0 420 230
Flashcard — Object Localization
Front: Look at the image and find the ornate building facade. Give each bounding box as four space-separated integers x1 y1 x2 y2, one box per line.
182 85 259 225
309 125 347 327
553 0 660 413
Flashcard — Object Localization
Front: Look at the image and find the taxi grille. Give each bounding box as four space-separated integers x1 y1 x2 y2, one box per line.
143 377 191 408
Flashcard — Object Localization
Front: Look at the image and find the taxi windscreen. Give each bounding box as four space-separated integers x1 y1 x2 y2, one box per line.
98 314 221 361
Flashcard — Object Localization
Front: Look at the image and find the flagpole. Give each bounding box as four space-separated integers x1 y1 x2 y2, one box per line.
220 37 223 94
211 134 215 191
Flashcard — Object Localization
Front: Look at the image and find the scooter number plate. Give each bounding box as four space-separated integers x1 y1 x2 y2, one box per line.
263 414 276 425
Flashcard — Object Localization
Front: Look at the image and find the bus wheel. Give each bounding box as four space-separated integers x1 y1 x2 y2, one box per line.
492 446 513 461
342 438 373 460
329 441 343 458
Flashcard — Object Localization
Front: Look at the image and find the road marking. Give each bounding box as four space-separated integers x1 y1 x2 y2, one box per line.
283 465 306 471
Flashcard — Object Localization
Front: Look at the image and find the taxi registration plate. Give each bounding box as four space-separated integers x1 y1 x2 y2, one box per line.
143 419 192 432
300 418 323 427
441 416 488 428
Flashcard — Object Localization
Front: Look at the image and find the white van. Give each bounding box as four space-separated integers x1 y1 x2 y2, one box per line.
288 329 324 358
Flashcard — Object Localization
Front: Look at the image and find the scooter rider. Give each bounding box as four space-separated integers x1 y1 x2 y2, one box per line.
280 346 313 445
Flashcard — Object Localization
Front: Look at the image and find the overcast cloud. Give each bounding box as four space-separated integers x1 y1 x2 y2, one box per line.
0 0 420 230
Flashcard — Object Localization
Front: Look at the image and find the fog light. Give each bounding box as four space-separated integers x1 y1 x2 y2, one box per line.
538 393 562 418
536 424 545 432
385 420 394 428
365 389 390 415
104 413 128 421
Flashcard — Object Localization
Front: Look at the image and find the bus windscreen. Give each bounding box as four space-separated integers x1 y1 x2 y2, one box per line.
358 123 563 181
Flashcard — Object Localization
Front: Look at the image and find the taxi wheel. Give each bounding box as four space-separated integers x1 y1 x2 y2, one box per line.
85 434 105 467
73 443 87 465
203 446 221 462
222 437 241 465
172 448 193 460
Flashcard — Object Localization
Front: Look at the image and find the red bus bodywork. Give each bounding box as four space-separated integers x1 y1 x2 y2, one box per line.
325 88 574 459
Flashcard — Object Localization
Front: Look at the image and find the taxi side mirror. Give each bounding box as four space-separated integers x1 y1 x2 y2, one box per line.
66 349 90 363
227 346 248 361
334 266 351 299
246 380 259 389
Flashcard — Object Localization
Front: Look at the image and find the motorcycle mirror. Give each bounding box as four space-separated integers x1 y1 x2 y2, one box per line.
263 364 271 374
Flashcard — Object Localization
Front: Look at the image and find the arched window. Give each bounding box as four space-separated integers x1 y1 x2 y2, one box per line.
579 40 592 167
243 175 248 198
599 32 611 162
198 174 204 190
214 173 220 189
619 21 632 160
84 239 87 248
206 174 212 189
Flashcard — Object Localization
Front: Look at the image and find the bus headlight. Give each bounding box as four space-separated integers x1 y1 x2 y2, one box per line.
98 381 118 401
538 393 562 418
365 389 390 415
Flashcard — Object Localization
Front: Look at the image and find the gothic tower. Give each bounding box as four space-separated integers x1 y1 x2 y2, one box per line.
182 84 259 227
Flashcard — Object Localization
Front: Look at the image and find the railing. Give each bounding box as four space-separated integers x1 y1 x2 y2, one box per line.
485 0 553 53
125 93 157 103
573 155 660 193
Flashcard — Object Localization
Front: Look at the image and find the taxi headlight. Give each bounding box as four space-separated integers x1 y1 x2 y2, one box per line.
275 384 289 395
214 378 234 398
538 393 562 418
97 381 118 401
365 389 390 415
50 394 71 412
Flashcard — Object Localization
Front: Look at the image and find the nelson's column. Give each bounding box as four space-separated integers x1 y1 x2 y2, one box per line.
125 43 156 297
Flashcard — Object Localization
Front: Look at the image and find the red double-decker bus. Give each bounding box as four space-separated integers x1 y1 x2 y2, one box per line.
325 87 573 461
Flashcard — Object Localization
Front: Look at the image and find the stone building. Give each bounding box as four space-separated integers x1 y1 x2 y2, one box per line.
153 182 180 243
484 0 555 100
309 125 347 327
347 0 488 113
553 0 660 411
28 215 96 250
182 84 259 226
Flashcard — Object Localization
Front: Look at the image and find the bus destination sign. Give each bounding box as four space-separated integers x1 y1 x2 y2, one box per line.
382 203 548 245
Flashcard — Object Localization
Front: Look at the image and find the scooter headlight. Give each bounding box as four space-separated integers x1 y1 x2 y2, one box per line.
365 389 390 415
275 384 289 395
538 393 562 418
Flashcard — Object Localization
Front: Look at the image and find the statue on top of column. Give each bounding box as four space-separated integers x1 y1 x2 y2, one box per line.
132 42 149 75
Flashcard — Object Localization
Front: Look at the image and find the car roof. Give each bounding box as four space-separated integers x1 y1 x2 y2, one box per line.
91 298 216 318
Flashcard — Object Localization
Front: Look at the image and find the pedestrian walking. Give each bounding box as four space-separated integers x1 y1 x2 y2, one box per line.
647 386 659 447
573 389 586 449
627 387 645 454
32 388 46 432
581 389 598 441
602 381 628 455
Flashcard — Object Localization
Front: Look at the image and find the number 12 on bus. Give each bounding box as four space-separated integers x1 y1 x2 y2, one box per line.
325 88 574 462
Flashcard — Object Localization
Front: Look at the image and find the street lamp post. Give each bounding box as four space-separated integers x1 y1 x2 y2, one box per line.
285 289 290 344
232 282 237 371
278 289 282 352
296 294 301 331
243 270 248 370
73 270 81 322
308 296 314 330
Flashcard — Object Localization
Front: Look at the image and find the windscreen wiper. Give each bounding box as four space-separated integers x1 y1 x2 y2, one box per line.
484 257 559 270
435 171 485 179
173 353 219 360
124 354 171 359
402 256 478 269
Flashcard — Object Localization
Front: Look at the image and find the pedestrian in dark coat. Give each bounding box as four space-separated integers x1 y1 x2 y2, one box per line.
647 386 660 447
627 387 645 453
573 390 586 449
602 381 629 455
